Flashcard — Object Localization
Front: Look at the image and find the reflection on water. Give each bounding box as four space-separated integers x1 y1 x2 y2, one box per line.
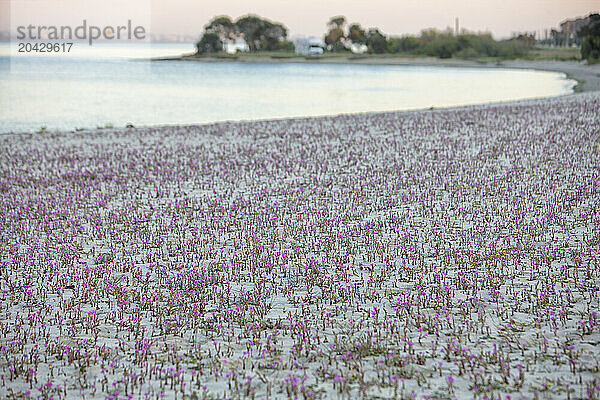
0 43 575 133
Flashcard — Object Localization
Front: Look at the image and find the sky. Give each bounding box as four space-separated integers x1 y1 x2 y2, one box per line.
1 0 599 39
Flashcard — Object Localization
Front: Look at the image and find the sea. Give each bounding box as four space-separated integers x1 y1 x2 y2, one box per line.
0 42 577 134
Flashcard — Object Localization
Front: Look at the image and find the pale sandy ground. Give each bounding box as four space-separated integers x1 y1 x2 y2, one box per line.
1 91 599 399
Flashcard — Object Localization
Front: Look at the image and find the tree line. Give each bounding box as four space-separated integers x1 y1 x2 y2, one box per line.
196 15 292 54
579 14 600 63
196 13 600 62
324 16 535 59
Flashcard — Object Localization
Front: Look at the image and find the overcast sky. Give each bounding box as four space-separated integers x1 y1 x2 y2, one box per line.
1 0 598 39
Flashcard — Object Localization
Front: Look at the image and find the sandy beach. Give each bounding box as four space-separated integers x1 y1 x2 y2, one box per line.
1 85 599 399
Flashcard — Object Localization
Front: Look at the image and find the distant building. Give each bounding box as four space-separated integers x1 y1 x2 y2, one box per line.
560 15 592 45
548 14 593 47
223 37 249 54
345 42 368 54
294 37 324 56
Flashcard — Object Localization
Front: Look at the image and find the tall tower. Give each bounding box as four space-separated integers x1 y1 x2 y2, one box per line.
455 17 459 35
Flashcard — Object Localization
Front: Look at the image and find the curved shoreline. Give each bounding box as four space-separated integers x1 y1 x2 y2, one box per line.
165 54 600 93
2 57 597 136
498 59 600 93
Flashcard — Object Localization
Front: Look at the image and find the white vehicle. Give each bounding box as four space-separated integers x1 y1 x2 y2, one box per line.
222 37 250 54
294 37 325 56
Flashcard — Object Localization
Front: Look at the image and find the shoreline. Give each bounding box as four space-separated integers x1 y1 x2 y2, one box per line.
159 54 600 93
2 56 597 136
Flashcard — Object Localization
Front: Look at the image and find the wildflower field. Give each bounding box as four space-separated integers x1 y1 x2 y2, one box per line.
1 93 599 399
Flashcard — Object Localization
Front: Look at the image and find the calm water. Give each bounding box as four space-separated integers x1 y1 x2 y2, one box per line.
0 43 576 133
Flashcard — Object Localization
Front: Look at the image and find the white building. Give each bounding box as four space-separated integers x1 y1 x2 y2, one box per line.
223 37 249 54
346 42 368 54
294 37 325 56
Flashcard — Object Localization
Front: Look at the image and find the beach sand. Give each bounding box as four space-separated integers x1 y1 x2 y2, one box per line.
1 74 599 398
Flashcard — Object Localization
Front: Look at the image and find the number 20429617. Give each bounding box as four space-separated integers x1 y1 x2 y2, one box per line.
18 42 73 52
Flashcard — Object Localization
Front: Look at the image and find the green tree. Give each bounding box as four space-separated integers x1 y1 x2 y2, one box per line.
328 16 346 30
236 15 265 51
419 29 458 58
204 16 236 41
388 36 423 53
366 28 388 54
325 16 347 51
196 33 222 54
234 15 288 52
347 23 366 44
260 21 288 51
579 14 600 63
426 36 458 58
